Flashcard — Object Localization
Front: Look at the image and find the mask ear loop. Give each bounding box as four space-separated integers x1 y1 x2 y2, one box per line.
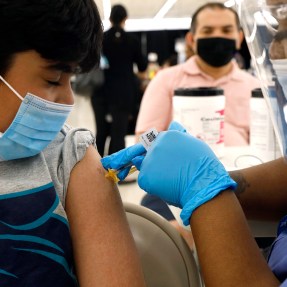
0 76 24 101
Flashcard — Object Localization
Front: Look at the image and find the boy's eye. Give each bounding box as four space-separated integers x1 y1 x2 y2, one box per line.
47 80 60 86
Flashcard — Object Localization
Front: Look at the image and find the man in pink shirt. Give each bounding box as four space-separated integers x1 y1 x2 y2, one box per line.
136 2 259 146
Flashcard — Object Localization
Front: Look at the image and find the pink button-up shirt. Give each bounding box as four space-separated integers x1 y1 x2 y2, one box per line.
136 56 260 146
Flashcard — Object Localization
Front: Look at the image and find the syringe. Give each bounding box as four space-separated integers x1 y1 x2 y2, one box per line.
105 164 138 183
104 128 159 184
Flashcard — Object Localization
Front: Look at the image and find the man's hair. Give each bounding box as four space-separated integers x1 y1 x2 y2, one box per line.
190 2 241 33
0 0 103 75
110 4 128 26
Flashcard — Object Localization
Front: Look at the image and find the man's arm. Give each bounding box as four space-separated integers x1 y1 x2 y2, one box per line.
65 146 146 287
230 157 287 220
191 190 280 287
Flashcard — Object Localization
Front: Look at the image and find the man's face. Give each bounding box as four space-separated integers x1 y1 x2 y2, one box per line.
0 50 75 132
191 8 242 54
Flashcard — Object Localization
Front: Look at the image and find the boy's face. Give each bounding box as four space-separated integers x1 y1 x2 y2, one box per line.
0 50 75 132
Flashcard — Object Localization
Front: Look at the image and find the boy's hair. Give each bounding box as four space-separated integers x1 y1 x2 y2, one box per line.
110 4 128 26
0 0 103 75
190 2 241 33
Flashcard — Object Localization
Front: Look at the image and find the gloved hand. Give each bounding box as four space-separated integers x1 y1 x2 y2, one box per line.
101 121 236 225
137 121 237 225
101 122 186 178
101 143 146 181
132 121 187 169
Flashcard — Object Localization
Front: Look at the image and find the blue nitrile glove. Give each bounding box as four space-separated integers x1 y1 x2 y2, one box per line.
132 121 187 170
137 121 237 226
101 143 146 181
100 122 184 179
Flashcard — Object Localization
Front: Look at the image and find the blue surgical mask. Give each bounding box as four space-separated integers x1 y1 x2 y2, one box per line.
0 76 73 161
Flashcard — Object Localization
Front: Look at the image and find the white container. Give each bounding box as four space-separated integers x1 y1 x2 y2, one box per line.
250 88 281 162
173 87 225 158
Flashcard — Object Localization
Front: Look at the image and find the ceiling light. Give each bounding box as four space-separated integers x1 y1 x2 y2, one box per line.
102 17 191 32
102 0 111 20
154 0 177 19
224 0 235 7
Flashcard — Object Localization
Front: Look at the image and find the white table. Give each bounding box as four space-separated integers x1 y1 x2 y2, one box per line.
220 145 280 170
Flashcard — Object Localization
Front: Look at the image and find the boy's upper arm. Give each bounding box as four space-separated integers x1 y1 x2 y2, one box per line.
65 145 146 286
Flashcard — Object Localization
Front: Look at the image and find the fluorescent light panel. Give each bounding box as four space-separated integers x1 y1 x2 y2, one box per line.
224 0 235 7
102 17 191 32
154 0 177 19
102 0 111 20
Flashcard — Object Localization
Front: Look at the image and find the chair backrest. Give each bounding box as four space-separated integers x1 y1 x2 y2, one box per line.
124 202 202 287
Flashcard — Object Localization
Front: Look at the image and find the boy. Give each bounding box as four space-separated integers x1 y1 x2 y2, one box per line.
0 1 146 286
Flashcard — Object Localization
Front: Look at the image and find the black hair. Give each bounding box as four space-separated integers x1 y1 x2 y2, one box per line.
110 4 128 26
0 0 103 75
190 2 241 33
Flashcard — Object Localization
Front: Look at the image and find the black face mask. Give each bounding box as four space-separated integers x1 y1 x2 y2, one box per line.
197 37 236 67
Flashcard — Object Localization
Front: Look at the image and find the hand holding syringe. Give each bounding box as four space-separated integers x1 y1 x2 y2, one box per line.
102 128 159 183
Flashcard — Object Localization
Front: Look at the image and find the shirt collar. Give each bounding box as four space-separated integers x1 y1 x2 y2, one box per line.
183 56 244 82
